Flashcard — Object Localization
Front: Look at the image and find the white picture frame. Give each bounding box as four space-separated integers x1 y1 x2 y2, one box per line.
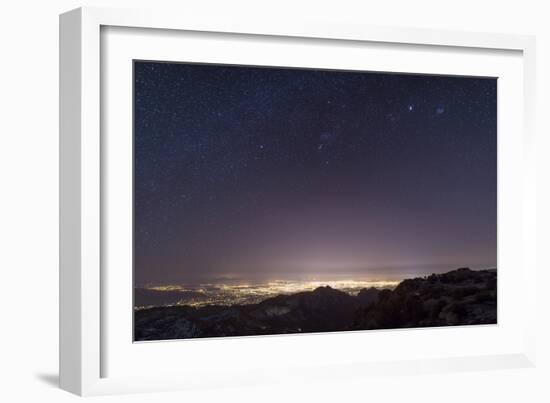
59 6 537 396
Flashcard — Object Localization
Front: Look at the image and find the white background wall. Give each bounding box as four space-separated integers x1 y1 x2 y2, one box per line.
1 0 548 401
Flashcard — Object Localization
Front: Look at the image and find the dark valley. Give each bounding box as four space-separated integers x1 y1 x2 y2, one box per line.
135 268 497 341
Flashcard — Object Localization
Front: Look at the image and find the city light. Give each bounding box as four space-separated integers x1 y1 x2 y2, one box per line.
137 279 399 309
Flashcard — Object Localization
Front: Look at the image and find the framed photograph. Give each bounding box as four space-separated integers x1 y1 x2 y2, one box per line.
60 7 537 396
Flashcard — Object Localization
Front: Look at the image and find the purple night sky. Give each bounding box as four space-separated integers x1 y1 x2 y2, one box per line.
133 61 496 286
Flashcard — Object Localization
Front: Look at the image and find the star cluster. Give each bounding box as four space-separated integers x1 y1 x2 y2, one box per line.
134 61 496 285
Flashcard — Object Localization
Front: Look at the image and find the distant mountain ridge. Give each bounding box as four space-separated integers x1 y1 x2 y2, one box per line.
134 267 497 341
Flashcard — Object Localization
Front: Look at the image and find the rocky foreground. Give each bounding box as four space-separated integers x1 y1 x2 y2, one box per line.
134 268 496 341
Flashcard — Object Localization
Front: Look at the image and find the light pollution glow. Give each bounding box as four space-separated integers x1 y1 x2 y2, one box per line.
134 64 497 288
138 279 399 309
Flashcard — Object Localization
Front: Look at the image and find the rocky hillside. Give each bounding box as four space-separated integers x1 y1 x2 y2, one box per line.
134 268 496 341
351 267 496 330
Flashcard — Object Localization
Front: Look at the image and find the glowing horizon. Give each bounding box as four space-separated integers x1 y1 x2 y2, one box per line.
134 62 496 288
136 278 401 309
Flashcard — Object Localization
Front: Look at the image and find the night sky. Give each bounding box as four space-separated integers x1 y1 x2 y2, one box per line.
134 61 497 286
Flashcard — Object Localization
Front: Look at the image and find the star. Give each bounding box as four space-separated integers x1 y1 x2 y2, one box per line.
133 60 497 291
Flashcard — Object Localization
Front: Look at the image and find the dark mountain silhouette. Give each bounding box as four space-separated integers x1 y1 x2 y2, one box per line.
351 267 496 330
134 268 496 341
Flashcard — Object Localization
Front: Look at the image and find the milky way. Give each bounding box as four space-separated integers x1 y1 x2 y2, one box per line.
134 61 497 285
